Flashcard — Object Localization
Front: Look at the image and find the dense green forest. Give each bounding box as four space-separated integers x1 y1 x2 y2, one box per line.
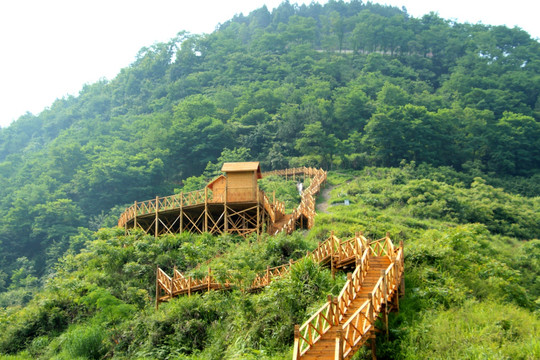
0 0 539 358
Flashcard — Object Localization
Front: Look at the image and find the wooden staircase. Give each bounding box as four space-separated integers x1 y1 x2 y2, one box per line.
155 232 404 360
293 236 404 360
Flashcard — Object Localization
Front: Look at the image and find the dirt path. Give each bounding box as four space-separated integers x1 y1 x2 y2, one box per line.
316 184 336 214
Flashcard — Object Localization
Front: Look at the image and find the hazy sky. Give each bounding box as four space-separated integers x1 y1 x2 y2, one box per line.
0 0 538 128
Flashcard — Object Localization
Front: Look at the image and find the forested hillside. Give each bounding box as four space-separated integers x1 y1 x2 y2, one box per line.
0 1 539 358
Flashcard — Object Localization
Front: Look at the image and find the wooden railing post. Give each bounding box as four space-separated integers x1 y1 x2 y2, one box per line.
381 269 388 338
327 294 335 325
333 296 339 325
204 187 208 233
338 236 342 263
399 240 405 296
381 270 387 303
155 196 159 238
188 276 192 297
155 266 160 310
207 267 211 292
133 201 138 229
330 232 335 279
224 184 228 233
368 293 374 326
256 190 260 236
347 272 353 301
179 192 184 233
354 231 359 258
293 324 300 360
335 325 344 360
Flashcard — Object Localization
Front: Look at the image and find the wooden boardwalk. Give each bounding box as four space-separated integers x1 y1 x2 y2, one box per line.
117 166 326 237
156 232 404 359
293 235 404 360
135 164 403 359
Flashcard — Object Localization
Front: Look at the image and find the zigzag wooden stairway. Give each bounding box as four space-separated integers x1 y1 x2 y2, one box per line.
293 235 404 360
156 232 404 360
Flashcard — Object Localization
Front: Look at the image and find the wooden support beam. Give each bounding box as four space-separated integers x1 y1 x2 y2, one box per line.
371 335 377 360
155 196 159 238
256 190 260 236
204 187 208 233
335 325 343 360
224 186 228 233
155 265 159 310
293 325 300 360
180 193 184 233
330 233 335 279
381 269 389 339
134 201 138 229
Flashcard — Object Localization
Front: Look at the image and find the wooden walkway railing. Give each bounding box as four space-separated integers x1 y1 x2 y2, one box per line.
264 167 327 234
118 167 326 237
156 232 366 304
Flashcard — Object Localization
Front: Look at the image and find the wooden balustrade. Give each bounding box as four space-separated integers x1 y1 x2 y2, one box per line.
295 295 337 358
340 298 375 358
293 235 404 360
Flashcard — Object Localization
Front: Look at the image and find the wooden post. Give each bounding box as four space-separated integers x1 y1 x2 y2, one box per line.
335 325 344 360
169 275 173 299
133 201 137 229
394 288 400 312
293 325 300 360
371 335 377 360
224 185 228 233
399 240 405 296
327 295 335 325
155 196 159 238
347 272 353 299
204 187 208 233
333 297 339 325
188 276 192 297
330 232 335 279
155 266 160 310
338 235 342 263
368 292 374 327
256 190 260 236
207 267 211 292
179 192 184 233
381 269 388 339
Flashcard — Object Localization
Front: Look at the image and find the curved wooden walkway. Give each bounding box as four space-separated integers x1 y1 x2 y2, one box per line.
118 167 326 237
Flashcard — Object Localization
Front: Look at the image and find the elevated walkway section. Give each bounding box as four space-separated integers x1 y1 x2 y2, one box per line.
118 166 326 237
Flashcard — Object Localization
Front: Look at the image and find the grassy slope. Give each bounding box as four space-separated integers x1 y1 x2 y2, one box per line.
0 167 539 359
